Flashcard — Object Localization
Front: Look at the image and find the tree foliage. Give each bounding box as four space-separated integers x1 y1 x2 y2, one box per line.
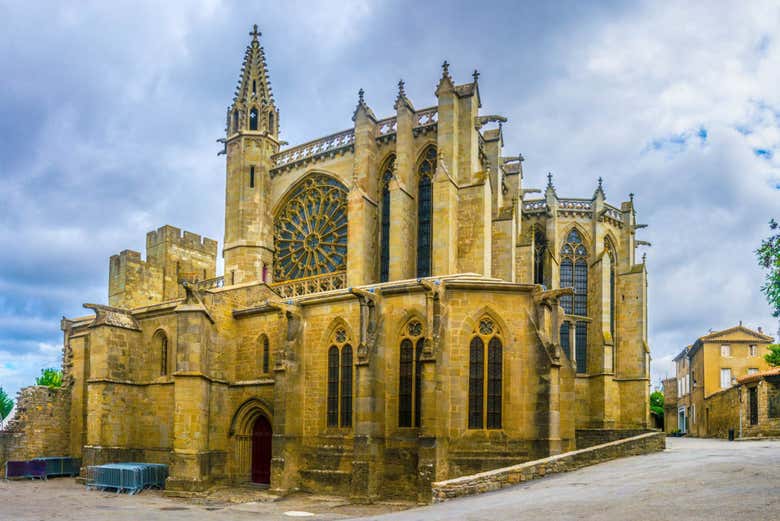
650 390 664 418
756 219 780 320
0 387 13 422
35 368 63 388
765 344 780 368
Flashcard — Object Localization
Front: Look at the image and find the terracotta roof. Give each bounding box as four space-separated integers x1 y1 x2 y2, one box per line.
737 367 780 385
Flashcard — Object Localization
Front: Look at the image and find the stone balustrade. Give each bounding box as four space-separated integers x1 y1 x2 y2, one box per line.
270 270 347 298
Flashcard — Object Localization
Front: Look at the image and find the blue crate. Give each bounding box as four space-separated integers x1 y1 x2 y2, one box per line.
86 463 168 494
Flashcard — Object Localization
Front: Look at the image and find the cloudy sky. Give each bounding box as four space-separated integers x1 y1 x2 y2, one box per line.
1 0 778 400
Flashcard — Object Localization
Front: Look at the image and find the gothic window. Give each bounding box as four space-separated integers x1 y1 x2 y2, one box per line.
155 330 168 376
380 156 395 282
560 229 588 316
575 321 588 373
560 321 571 360
398 320 424 428
605 239 617 339
249 108 259 130
232 110 239 132
252 79 257 96
250 166 255 188
534 227 547 286
274 174 348 281
468 316 503 429
326 327 353 428
261 335 269 374
417 146 436 278
268 112 274 133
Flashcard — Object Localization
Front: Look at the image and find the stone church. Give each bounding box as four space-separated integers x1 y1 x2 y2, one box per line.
53 26 650 501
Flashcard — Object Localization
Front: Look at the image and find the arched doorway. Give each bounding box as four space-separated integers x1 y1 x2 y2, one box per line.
251 416 272 484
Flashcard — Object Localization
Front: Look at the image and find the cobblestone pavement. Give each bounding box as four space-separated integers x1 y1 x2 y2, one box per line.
3 438 779 520
352 437 780 521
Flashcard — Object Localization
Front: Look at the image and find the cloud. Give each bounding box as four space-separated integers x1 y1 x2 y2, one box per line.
0 0 778 402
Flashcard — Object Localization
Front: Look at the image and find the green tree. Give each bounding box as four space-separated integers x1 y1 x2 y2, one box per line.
35 368 63 388
650 390 664 419
765 344 780 367
756 218 780 320
0 387 13 426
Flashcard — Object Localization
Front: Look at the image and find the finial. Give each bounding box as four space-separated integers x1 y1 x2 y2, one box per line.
473 69 480 82
642 252 647 264
629 192 635 203
442 60 450 75
547 172 553 187
358 88 365 104
250 24 261 41
398 79 406 97
598 177 603 189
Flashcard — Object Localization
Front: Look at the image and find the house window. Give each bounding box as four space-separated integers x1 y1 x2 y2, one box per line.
720 368 732 389
468 316 503 429
379 155 395 282
326 327 353 428
721 344 730 357
398 320 424 428
560 229 588 315
416 146 436 278
750 345 757 357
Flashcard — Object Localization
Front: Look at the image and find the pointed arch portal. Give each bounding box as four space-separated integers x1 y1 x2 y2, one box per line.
251 416 272 484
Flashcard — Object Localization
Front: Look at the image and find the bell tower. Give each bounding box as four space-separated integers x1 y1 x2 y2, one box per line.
223 25 280 285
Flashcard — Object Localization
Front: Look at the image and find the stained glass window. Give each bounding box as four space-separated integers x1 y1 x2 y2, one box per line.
415 337 424 428
468 337 484 429
274 174 348 281
341 345 353 427
417 146 436 278
487 337 502 429
575 321 588 373
327 346 339 427
380 156 395 282
249 107 258 130
560 229 588 316
560 321 571 360
398 339 413 427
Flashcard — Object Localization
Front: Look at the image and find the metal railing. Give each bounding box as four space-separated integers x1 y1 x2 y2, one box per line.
270 270 347 298
86 463 168 494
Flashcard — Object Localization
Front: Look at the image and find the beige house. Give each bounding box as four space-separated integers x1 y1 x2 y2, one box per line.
665 325 774 437
2 27 652 500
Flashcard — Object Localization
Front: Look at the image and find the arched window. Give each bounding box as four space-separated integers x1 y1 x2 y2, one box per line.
261 335 270 374
468 316 503 429
559 321 571 360
268 112 274 133
605 239 617 339
534 227 547 286
155 331 169 376
274 174 348 281
249 166 255 188
232 110 239 132
327 346 339 427
379 156 395 282
416 146 436 278
560 229 588 315
575 321 588 373
249 107 259 130
398 319 424 428
326 327 353 428
252 79 257 96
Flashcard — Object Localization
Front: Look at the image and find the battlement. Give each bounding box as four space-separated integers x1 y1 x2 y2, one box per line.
146 225 218 256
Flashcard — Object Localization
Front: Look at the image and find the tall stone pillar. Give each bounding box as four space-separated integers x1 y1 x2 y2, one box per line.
347 90 379 286
168 291 214 492
389 82 417 281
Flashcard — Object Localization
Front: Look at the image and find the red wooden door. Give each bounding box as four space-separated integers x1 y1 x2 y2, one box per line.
251 416 272 484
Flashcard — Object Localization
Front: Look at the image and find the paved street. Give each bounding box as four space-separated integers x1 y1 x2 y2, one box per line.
354 437 780 521
2 438 779 520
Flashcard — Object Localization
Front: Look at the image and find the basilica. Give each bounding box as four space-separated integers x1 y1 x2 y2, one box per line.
53 26 650 501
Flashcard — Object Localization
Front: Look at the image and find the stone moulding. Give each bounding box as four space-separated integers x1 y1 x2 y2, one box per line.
431 431 665 503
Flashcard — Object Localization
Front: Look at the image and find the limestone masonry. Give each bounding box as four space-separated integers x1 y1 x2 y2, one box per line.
2 26 652 502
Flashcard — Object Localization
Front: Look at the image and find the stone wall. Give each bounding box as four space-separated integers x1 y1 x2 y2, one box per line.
0 386 71 477
575 428 651 449
431 431 665 502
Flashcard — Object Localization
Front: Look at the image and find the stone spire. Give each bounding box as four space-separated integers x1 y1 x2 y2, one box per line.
545 172 558 198
227 25 278 136
352 88 376 122
436 59 455 96
394 79 415 111
593 176 605 200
